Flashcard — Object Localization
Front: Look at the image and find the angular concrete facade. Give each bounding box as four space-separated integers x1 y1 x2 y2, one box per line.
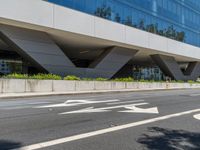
0 24 137 78
0 0 200 80
0 25 75 75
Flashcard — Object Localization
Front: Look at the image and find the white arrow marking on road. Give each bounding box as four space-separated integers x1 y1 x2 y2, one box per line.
193 114 200 120
119 105 159 114
59 103 148 115
35 99 119 108
60 107 110 114
107 100 144 105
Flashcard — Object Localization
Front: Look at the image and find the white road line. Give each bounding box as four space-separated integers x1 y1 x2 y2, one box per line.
190 94 200 97
17 108 200 150
107 100 144 105
36 99 119 108
119 106 159 114
60 107 111 114
193 114 200 120
0 102 53 110
28 102 52 105
89 103 148 110
1 106 30 110
59 103 148 115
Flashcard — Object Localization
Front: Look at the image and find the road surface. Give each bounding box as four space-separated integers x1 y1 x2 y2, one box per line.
0 89 200 150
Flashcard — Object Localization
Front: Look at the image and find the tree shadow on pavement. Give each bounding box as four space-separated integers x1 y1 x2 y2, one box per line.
0 140 22 150
137 127 200 150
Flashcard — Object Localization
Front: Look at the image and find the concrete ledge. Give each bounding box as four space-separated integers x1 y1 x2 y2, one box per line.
94 81 112 90
111 82 126 90
53 80 76 92
1 79 26 93
26 80 53 92
0 79 2 93
0 79 200 98
75 81 95 91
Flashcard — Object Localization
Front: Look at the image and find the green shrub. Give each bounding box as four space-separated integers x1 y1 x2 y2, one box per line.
82 78 94 81
113 77 134 82
197 80 200 83
30 74 62 80
95 77 108 81
2 73 62 80
148 79 155 82
64 75 80 80
188 80 195 84
3 73 28 79
177 80 184 83
139 79 148 82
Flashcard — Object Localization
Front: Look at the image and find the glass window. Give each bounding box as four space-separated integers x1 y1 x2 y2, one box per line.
47 0 200 47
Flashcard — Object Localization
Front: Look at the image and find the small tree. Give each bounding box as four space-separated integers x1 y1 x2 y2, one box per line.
146 23 158 33
138 19 145 30
114 13 121 23
165 25 176 39
94 4 111 19
124 16 133 27
176 31 185 42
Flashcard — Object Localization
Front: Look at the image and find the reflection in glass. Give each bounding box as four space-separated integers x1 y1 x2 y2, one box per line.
47 0 200 47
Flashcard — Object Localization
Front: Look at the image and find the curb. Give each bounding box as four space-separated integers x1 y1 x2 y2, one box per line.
0 88 199 99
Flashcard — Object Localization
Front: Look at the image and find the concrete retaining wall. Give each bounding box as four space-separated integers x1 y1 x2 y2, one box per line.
0 79 200 94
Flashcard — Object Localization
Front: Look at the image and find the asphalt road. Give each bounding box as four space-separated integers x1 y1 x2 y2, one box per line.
1 89 200 150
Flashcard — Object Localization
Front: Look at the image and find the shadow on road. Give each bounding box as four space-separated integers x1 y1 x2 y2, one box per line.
138 127 200 150
0 140 22 150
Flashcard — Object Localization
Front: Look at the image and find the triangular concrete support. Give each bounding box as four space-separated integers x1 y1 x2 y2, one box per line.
0 25 138 79
151 54 200 81
0 25 75 76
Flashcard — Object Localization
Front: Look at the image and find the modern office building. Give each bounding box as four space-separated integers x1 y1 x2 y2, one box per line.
0 0 200 81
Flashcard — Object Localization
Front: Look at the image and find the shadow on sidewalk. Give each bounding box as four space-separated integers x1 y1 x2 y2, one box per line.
0 140 22 150
138 127 200 150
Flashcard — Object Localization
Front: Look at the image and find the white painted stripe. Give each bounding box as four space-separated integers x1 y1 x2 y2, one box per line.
119 106 159 114
107 100 144 105
36 99 119 108
17 108 200 150
60 107 111 114
193 114 200 120
59 103 149 115
2 106 29 110
190 94 200 97
28 102 52 105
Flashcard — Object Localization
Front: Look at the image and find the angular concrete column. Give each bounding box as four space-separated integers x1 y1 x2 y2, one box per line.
0 25 75 76
89 47 137 78
184 62 200 80
151 54 200 81
0 25 138 79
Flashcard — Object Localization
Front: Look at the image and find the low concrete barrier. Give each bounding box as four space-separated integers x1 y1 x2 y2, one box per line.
26 79 53 92
2 79 26 93
0 79 200 94
75 81 95 91
0 80 2 93
53 80 75 92
94 81 112 90
111 82 126 90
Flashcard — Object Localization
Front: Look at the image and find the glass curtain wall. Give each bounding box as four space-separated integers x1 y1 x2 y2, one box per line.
133 66 165 81
47 0 200 48
0 60 22 75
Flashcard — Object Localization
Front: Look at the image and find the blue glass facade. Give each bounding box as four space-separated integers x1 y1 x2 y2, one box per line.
47 0 200 48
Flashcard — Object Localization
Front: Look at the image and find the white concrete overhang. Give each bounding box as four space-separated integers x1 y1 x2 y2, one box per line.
0 0 200 62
